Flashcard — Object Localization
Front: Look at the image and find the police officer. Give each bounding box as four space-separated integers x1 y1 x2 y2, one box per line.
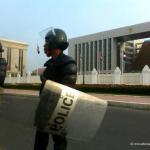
0 43 6 87
34 28 77 150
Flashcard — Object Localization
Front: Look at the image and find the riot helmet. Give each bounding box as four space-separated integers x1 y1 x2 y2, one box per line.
45 28 69 51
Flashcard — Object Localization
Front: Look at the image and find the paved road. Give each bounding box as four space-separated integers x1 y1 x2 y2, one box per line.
4 89 150 104
68 106 150 150
0 93 150 150
91 93 150 104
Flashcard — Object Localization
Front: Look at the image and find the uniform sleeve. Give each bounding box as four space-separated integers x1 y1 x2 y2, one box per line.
60 62 77 85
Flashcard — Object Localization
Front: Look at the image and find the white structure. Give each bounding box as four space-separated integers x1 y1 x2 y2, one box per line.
68 22 150 74
5 65 150 85
113 67 121 84
142 65 150 85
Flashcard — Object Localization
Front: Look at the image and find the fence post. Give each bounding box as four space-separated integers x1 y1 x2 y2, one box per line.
27 71 31 83
113 67 121 84
8 73 12 83
91 68 98 84
142 65 150 85
17 73 21 83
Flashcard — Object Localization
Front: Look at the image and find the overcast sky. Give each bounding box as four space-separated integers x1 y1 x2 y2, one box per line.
0 0 150 71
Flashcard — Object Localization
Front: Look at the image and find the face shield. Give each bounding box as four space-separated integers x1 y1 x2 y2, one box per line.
39 27 56 42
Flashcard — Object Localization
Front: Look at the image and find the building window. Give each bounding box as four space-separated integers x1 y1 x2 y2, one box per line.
7 47 11 70
82 43 85 73
78 44 81 73
19 49 23 76
125 42 134 47
90 41 93 71
75 44 78 72
75 44 77 63
103 39 107 70
98 40 102 72
86 42 89 72
94 41 98 70
108 38 111 70
117 43 120 67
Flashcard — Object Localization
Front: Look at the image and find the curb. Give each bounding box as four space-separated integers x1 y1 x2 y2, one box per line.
108 100 150 111
1 92 150 111
2 93 38 98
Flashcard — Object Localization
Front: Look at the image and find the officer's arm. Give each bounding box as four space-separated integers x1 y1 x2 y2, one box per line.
61 62 77 85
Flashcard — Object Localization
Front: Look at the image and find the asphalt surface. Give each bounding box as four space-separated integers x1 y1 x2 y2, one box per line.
3 89 150 103
3 89 150 111
0 89 150 150
68 106 150 150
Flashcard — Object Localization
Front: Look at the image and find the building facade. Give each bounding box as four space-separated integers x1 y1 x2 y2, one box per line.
0 38 28 76
120 40 144 72
68 22 150 74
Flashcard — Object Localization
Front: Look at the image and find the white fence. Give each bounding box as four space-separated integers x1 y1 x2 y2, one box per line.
77 74 142 85
5 73 41 84
4 65 150 85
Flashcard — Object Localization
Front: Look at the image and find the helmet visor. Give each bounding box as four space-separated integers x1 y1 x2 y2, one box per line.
39 27 56 40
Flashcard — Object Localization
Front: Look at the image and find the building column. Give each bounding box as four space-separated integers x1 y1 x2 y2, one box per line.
111 38 117 72
106 39 108 73
84 43 86 74
101 39 104 73
76 45 79 74
120 42 125 74
80 44 83 74
78 44 82 74
96 40 100 73
88 42 91 73
81 43 86 74
99 40 102 73
92 41 95 70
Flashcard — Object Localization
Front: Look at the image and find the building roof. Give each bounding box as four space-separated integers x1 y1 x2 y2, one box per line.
69 21 150 42
0 38 28 46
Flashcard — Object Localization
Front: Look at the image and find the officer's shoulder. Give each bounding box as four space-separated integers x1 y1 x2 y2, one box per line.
44 58 52 66
61 54 76 65
60 54 77 74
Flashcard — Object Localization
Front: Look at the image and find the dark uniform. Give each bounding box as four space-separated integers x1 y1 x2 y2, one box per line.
0 43 7 87
0 58 7 87
40 52 77 94
34 28 77 150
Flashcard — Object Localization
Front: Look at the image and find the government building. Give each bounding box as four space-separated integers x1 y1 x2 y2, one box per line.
0 38 28 76
68 22 150 74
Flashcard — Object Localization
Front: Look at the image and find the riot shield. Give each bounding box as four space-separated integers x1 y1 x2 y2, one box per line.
0 80 107 149
36 80 107 141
